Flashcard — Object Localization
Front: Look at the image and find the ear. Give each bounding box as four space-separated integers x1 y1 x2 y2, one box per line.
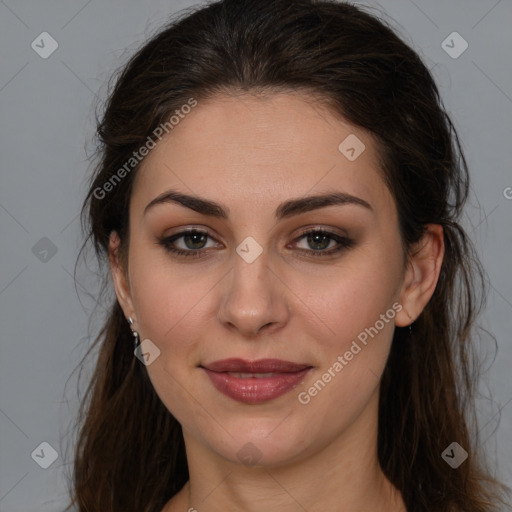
109 231 136 321
395 224 445 327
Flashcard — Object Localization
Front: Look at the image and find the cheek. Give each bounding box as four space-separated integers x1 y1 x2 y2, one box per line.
128 260 214 424
299 281 398 405
291 252 403 354
289 253 402 421
294 280 399 435
127 234 218 339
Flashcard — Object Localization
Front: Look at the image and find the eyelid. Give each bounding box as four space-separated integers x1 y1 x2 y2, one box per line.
157 225 354 259
161 228 220 252
293 224 350 239
289 228 354 256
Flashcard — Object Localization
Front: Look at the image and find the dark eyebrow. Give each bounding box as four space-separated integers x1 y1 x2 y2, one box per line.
143 189 372 219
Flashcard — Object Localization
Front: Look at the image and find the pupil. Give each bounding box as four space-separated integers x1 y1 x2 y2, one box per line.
185 233 206 249
308 233 329 250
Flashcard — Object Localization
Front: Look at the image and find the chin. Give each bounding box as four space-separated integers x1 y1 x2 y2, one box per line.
197 412 327 468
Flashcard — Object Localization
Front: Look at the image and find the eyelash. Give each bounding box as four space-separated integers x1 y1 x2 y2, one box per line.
157 228 355 259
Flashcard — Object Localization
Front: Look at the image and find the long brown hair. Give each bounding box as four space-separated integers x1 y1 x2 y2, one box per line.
68 0 510 510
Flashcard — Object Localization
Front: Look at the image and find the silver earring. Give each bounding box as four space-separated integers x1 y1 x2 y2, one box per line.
128 317 140 349
408 324 413 336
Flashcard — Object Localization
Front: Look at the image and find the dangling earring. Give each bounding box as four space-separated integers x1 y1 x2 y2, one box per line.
128 317 140 349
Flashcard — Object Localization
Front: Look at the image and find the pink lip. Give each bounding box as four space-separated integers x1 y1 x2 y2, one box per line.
201 358 312 404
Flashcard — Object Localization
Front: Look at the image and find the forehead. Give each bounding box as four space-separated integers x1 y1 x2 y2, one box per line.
132 92 394 218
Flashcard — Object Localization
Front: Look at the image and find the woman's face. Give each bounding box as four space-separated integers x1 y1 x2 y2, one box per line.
111 92 418 466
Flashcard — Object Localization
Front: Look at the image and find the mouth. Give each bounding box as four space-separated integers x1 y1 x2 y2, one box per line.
200 358 313 404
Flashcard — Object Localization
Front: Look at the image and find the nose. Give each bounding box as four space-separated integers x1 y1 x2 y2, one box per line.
216 251 291 339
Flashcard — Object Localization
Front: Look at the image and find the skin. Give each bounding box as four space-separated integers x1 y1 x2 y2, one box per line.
109 91 444 512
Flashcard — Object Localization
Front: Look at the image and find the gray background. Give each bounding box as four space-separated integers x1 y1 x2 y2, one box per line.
0 0 511 510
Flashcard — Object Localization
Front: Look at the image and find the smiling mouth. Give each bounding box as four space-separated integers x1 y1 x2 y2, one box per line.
200 358 313 404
